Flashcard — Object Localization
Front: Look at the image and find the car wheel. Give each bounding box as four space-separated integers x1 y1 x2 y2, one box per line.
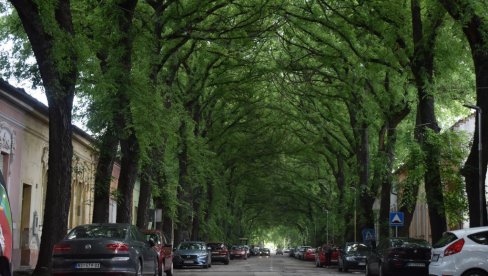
158 261 163 276
463 270 488 276
153 258 158 276
165 262 173 276
365 261 372 276
379 262 389 276
135 260 142 276
338 260 343 272
343 263 349 272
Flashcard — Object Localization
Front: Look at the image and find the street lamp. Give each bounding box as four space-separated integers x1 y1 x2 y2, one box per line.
464 104 483 226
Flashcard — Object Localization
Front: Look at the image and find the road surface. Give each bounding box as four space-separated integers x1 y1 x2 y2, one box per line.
174 254 365 276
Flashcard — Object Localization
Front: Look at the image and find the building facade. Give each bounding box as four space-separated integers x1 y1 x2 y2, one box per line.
0 79 120 269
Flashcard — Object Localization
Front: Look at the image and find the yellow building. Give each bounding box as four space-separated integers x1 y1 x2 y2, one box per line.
0 79 120 269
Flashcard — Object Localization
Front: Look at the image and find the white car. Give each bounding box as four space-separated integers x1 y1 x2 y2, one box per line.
429 226 488 276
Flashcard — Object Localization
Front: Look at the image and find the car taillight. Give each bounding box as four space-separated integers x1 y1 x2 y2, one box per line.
444 239 464 256
106 243 129 252
53 243 71 254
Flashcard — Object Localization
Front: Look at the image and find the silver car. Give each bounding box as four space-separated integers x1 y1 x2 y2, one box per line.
173 241 212 268
52 223 158 275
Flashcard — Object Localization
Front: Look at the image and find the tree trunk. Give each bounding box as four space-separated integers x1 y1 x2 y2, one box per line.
137 163 153 229
358 123 375 230
175 120 191 245
378 125 400 240
9 1 78 274
92 127 118 223
440 0 488 226
116 131 140 223
410 0 447 243
108 0 139 223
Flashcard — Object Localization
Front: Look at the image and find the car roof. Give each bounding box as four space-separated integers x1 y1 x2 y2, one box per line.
447 226 488 237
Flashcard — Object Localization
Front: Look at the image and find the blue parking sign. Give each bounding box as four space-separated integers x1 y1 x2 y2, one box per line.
389 212 404 226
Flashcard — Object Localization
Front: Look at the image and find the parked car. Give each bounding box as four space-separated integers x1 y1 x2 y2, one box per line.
207 242 230 264
430 226 488 276
143 229 173 276
315 244 339 267
261 248 271 256
230 245 248 260
0 171 12 276
337 242 369 272
173 241 211 268
250 246 261 256
365 237 431 276
288 247 296 257
303 247 316 261
295 246 312 259
276 248 284 255
52 223 158 275
283 248 291 254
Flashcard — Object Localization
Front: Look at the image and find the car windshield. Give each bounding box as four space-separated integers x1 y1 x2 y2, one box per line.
345 243 369 254
208 243 224 250
178 242 205 250
145 233 160 244
231 246 242 250
67 225 127 239
391 238 430 248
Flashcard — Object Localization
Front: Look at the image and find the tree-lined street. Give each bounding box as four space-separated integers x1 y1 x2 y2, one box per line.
1 0 488 275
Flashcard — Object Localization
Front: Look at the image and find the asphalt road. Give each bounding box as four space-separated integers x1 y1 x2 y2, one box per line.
174 254 366 276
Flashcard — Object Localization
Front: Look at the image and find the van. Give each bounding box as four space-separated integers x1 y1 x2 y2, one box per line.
0 170 12 275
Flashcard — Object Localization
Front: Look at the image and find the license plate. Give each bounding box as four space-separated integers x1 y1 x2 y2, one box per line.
432 254 439 262
183 260 194 264
75 263 100 269
406 262 425 267
358 262 366 266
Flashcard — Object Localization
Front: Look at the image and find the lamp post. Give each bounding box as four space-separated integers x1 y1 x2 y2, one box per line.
464 104 483 226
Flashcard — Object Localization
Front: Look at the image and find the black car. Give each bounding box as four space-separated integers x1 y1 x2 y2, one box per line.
338 242 369 272
261 248 271 256
365 237 431 276
52 223 158 275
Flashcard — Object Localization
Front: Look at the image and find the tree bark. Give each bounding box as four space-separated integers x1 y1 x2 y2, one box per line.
137 162 153 229
175 120 191 245
106 0 139 223
439 0 488 227
9 1 78 274
92 126 118 223
116 131 140 223
410 0 447 243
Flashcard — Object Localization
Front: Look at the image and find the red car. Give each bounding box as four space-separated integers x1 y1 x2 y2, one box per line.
143 229 173 276
315 244 339 267
303 247 316 261
230 245 248 260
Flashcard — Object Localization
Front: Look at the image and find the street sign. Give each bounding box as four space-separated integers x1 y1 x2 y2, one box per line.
362 228 376 242
389 212 404 226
